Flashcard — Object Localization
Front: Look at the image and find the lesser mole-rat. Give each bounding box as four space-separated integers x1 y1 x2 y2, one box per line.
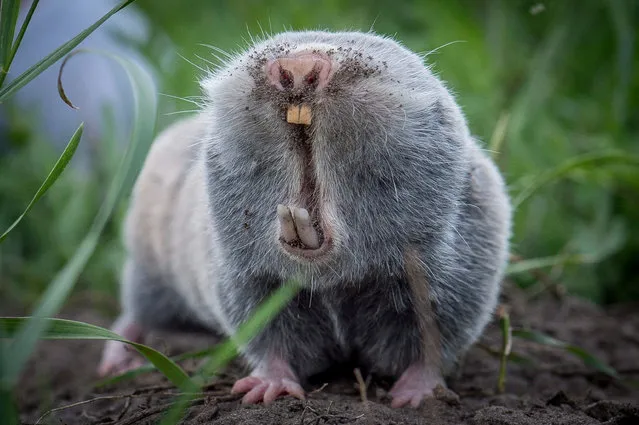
98 30 512 408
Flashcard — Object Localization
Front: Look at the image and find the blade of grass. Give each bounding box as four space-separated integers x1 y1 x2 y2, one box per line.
0 0 19 84
1 50 156 390
95 346 218 387
99 282 302 394
0 325 16 424
0 124 83 244
506 20 567 143
57 50 82 109
476 343 535 366
488 111 510 160
160 281 302 425
512 329 621 380
0 388 18 425
1 0 39 88
0 317 195 391
608 0 633 128
56 49 157 190
496 306 511 393
0 0 136 102
512 151 639 209
506 253 595 275
198 281 302 377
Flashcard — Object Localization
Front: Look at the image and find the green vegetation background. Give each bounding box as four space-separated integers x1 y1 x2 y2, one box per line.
1 0 637 308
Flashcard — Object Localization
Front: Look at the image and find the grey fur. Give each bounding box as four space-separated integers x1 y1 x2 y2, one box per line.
111 30 511 386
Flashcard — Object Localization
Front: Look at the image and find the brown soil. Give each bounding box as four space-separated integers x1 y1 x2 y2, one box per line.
13 286 639 424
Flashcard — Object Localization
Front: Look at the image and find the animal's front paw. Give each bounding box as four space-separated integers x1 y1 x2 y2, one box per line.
389 362 446 408
97 316 145 377
231 357 305 404
97 339 144 377
231 376 305 404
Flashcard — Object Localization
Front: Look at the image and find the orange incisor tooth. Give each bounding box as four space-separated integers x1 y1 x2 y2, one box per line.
286 104 312 125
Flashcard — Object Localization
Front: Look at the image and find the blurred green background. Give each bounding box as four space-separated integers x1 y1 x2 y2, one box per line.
1 0 637 308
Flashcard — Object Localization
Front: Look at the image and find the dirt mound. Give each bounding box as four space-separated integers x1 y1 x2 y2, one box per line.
14 287 639 424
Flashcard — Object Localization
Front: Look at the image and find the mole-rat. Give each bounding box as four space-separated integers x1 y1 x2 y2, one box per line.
98 30 512 408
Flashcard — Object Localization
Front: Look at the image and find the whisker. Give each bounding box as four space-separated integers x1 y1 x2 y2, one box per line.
159 93 203 106
245 23 256 46
369 14 380 32
178 53 208 74
198 43 234 59
164 109 201 116
419 40 466 58
194 53 223 69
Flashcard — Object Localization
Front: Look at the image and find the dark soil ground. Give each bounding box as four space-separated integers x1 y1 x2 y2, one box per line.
13 286 639 424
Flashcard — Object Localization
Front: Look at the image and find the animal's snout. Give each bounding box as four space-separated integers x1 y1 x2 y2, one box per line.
266 51 333 91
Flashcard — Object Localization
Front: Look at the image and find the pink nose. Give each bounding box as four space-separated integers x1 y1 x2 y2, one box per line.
266 51 332 91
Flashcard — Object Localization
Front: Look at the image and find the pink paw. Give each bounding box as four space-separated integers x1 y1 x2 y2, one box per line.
232 375 305 404
97 317 145 377
97 339 145 377
231 357 305 404
389 362 445 408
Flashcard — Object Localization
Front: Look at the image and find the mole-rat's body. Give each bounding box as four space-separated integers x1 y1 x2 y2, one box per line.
99 30 511 408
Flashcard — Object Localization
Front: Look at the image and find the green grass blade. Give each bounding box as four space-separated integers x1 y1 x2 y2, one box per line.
95 364 155 387
476 343 535 366
496 307 512 393
1 50 156 390
96 52 157 192
199 281 301 377
160 281 302 425
0 0 136 102
512 329 621 380
506 253 594 275
0 0 19 83
5 0 39 81
512 151 639 209
608 0 633 127
95 346 217 387
0 388 18 425
0 123 83 244
488 111 510 160
0 318 195 391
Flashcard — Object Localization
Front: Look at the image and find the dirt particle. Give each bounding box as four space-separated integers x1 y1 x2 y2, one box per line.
434 385 461 406
546 390 576 408
585 400 639 422
192 403 219 423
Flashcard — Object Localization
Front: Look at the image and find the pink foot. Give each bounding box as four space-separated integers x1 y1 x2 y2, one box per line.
97 316 145 377
231 357 305 405
389 362 446 408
